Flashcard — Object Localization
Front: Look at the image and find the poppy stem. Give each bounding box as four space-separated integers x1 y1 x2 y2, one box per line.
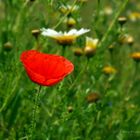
29 85 41 139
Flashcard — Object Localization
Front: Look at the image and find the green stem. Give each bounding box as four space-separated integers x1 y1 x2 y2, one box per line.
29 85 41 140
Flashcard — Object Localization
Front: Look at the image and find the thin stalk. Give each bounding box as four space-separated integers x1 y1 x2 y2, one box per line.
126 62 139 94
97 0 129 53
29 85 41 140
0 70 23 113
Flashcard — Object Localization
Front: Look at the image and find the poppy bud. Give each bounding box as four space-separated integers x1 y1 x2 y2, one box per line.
31 29 40 39
130 52 140 62
3 42 13 52
118 16 127 26
86 92 101 103
102 66 117 75
73 48 83 57
127 36 134 46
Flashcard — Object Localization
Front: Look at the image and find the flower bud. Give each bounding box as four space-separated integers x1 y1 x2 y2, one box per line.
67 17 76 28
3 42 13 52
130 52 140 62
67 106 73 113
84 46 96 58
102 66 117 75
119 34 134 46
86 92 100 103
104 6 113 16
73 48 83 57
128 12 140 22
118 16 127 26
108 44 115 51
31 29 40 39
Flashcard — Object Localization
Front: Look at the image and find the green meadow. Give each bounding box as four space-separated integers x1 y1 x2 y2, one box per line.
0 0 140 139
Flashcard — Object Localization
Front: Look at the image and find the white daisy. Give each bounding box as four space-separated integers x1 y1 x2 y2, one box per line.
41 28 90 45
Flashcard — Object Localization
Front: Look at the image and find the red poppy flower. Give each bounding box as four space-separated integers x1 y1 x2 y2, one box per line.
20 50 74 86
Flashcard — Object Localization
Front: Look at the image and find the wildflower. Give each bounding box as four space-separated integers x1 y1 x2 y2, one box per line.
84 37 99 58
41 28 90 45
3 42 13 52
102 66 117 75
130 52 140 62
20 50 74 86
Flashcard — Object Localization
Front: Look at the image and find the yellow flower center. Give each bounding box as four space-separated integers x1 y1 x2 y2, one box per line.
55 35 77 45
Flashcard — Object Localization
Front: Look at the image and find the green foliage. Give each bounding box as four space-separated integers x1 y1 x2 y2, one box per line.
0 0 140 139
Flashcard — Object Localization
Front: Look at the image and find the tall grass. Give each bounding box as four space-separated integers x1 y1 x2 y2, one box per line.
0 0 140 139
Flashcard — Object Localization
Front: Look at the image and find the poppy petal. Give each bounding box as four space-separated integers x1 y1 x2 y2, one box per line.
20 50 74 86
